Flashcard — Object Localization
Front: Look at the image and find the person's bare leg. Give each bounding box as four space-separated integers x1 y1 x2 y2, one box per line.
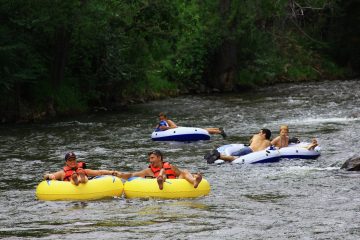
204 128 226 138
193 173 202 188
157 176 164 190
307 139 318 150
78 169 88 184
156 169 166 190
204 128 220 134
71 173 79 185
220 154 236 162
178 169 200 187
219 127 227 138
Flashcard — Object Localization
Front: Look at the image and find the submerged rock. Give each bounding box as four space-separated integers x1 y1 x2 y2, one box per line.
341 156 360 171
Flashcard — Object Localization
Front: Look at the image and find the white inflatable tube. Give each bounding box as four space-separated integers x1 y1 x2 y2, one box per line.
215 142 321 164
151 127 210 141
217 144 245 156
278 142 321 159
232 148 281 164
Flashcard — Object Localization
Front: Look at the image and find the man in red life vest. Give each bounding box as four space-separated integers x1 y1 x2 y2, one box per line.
117 150 202 190
43 152 120 186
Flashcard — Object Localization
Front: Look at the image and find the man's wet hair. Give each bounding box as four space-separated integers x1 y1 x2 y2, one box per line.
148 150 163 161
261 128 272 140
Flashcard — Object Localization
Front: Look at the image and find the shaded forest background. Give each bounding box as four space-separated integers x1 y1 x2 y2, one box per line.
0 0 359 122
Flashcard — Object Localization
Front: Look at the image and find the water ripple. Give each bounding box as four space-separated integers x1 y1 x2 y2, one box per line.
1 80 360 239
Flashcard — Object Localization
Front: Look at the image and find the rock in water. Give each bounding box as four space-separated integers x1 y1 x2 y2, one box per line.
341 156 360 171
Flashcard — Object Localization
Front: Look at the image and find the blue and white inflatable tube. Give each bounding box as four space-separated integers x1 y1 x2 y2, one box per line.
278 142 321 159
151 127 210 141
215 142 321 164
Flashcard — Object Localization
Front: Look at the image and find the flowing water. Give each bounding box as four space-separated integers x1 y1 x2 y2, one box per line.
1 80 360 240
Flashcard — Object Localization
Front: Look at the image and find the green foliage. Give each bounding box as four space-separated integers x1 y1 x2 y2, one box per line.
0 0 354 121
54 84 88 113
233 0 346 86
166 0 221 89
320 57 345 77
287 65 317 80
326 0 360 74
147 70 178 95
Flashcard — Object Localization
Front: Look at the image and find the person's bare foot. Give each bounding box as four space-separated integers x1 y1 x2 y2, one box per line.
78 170 87 183
219 127 227 138
307 139 318 150
71 173 79 185
193 173 202 188
157 176 164 190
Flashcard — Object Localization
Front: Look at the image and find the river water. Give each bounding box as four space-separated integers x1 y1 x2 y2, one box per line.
1 80 360 240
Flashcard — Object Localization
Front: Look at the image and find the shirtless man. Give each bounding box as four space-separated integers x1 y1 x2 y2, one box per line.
271 125 289 149
205 128 272 163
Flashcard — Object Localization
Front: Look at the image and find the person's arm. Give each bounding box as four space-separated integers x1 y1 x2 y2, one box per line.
116 172 134 179
249 136 254 145
85 169 117 177
271 136 280 147
120 168 153 179
113 169 153 179
285 136 290 146
159 125 168 130
170 164 182 177
167 120 177 128
43 170 64 180
85 168 153 179
159 119 177 130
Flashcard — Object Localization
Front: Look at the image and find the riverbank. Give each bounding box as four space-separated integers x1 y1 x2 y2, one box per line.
2 75 350 124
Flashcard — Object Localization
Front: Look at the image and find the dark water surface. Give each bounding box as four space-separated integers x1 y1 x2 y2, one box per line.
1 80 360 239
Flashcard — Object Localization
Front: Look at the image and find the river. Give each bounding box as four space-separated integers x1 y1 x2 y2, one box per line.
1 79 360 239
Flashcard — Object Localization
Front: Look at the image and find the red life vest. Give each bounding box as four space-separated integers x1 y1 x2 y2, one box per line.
149 162 176 179
63 162 87 181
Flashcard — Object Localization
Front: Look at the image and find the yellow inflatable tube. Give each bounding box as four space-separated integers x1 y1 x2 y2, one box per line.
36 175 123 201
124 177 211 199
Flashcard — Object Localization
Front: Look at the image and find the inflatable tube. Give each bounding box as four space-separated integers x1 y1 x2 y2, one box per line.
217 144 245 156
278 142 321 159
151 127 210 141
36 175 123 201
215 142 321 164
231 148 281 164
216 144 281 164
124 177 211 199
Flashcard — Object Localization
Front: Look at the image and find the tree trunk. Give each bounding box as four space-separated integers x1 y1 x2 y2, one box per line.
51 26 70 90
48 26 71 116
207 0 238 91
